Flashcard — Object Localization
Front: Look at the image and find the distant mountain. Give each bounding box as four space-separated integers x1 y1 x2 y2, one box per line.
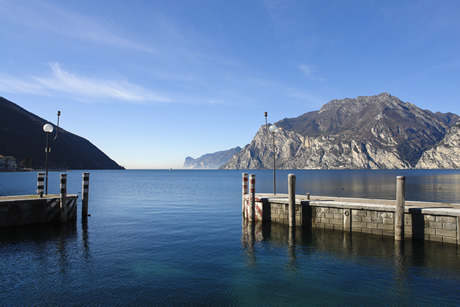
0 97 124 170
222 93 459 169
184 147 242 169
416 120 460 169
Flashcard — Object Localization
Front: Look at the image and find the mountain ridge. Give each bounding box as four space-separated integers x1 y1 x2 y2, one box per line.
222 93 459 169
184 146 241 169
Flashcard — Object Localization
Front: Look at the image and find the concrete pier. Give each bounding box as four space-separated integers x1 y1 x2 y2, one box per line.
0 172 90 227
0 194 78 227
242 173 460 245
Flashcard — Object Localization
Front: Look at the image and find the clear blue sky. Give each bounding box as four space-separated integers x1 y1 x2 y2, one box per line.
1 0 459 169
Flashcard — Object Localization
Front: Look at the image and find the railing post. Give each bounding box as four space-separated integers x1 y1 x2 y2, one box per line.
242 173 248 217
37 172 45 197
288 174 296 228
395 176 406 241
249 174 256 222
60 173 67 223
82 172 90 219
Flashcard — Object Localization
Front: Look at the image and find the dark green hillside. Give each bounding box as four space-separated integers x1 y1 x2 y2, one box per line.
0 97 124 170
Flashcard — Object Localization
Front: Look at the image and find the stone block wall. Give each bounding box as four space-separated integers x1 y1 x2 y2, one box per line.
268 202 308 226
310 206 459 244
245 196 460 245
415 214 458 244
0 195 78 227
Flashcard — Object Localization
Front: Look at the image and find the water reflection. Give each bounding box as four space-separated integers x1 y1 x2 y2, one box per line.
241 220 460 286
0 222 77 244
286 228 297 273
393 241 409 298
0 220 93 270
82 218 90 260
241 219 257 267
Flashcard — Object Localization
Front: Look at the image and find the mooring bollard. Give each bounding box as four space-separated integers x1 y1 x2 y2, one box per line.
395 176 406 241
249 174 256 222
60 173 67 223
37 172 45 197
82 172 90 218
288 174 296 227
242 173 248 216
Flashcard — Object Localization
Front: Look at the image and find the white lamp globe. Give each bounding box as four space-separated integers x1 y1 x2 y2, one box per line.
43 123 54 133
269 124 279 134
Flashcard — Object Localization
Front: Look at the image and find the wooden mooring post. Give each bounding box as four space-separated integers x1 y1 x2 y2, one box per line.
242 173 248 216
248 174 256 222
395 176 406 241
288 174 296 228
37 172 45 197
60 173 67 223
82 172 90 219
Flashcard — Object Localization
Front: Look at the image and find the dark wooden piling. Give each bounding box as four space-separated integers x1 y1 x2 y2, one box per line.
242 173 248 216
60 173 67 223
249 174 255 222
37 172 45 197
288 174 296 227
82 172 90 219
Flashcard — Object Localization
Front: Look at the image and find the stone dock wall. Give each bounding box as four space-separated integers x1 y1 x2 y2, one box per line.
0 172 89 227
0 195 78 227
242 173 460 245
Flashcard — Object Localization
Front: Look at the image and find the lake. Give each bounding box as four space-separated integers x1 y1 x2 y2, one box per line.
1 169 460 305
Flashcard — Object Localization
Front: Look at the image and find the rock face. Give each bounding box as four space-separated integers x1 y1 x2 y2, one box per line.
416 120 460 169
184 146 241 169
222 93 459 169
0 97 124 170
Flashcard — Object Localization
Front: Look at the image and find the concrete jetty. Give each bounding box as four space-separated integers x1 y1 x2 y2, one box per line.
242 173 460 245
0 172 89 227
0 194 78 227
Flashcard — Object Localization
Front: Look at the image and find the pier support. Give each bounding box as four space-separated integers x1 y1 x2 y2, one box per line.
242 173 248 216
37 172 45 197
82 172 90 219
288 174 296 227
60 173 67 223
395 176 406 241
249 174 256 222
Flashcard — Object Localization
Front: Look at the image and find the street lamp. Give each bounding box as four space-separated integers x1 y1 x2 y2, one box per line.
264 112 268 134
269 124 279 195
42 111 61 195
43 123 54 195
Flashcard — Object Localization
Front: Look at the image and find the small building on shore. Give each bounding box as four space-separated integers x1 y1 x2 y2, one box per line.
0 155 17 171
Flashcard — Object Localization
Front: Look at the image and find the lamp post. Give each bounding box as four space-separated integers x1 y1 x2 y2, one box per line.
264 112 268 134
42 111 61 195
269 124 279 195
43 123 54 195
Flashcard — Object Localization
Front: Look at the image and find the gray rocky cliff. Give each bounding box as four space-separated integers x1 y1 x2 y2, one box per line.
221 93 459 170
184 146 241 169
416 120 460 169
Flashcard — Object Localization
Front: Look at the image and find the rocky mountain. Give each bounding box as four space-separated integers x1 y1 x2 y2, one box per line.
416 120 460 169
0 97 124 170
222 93 459 169
184 146 241 169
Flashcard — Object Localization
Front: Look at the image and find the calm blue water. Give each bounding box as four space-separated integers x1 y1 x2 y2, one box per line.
1 169 460 305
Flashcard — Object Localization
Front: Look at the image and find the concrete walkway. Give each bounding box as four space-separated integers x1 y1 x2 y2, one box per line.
255 193 460 216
